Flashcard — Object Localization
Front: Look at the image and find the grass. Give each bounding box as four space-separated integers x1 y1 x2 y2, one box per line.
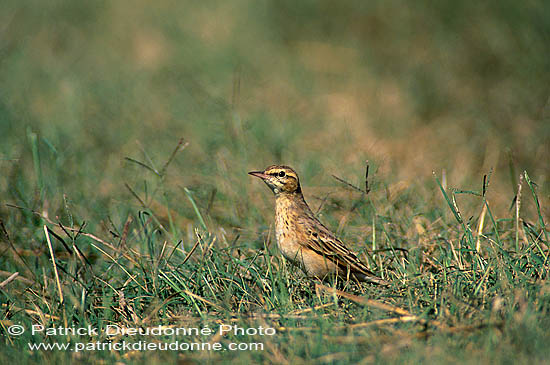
1 142 548 363
1 1 549 364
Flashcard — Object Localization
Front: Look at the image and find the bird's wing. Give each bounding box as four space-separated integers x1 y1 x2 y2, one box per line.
296 215 376 277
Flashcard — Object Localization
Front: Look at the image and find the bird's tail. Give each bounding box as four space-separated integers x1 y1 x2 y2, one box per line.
353 272 390 286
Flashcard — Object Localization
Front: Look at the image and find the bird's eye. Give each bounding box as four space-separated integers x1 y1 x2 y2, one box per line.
278 171 286 177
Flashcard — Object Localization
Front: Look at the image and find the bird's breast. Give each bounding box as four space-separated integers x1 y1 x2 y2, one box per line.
274 198 301 261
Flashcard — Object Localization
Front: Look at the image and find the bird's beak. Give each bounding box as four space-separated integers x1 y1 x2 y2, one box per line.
248 170 269 179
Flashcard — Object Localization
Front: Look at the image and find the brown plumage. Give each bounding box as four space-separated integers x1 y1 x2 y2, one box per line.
249 165 388 285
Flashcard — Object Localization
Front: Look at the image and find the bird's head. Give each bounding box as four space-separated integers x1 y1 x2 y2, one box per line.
248 165 301 195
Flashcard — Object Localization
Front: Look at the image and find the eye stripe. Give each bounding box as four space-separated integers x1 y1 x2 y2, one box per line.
265 169 297 179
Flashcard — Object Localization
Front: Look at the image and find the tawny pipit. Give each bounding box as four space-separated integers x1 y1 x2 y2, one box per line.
249 165 387 285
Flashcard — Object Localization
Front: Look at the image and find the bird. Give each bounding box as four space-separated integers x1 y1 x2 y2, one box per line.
248 165 388 285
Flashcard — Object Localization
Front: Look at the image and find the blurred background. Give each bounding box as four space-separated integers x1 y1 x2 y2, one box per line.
0 0 548 240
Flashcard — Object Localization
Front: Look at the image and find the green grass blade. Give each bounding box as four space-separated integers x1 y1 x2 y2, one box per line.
434 172 462 224
183 187 208 230
524 171 548 243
